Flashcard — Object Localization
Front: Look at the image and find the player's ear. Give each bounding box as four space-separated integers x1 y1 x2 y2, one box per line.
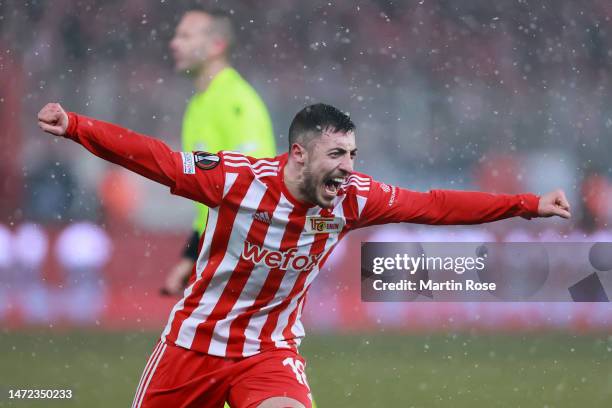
211 38 228 56
289 143 307 165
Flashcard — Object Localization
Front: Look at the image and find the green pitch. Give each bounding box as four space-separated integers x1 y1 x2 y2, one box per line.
0 329 611 407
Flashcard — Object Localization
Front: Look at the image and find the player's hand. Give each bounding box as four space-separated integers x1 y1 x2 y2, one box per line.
537 189 571 219
37 103 69 136
160 258 193 296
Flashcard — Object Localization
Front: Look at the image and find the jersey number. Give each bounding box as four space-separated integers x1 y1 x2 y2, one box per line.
282 357 310 390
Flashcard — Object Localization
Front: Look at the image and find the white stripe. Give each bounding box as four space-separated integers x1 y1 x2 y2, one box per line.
222 151 248 160
347 174 369 181
272 200 346 349
241 205 322 356
347 174 370 183
131 342 162 408
271 274 315 348
135 344 167 408
237 194 306 357
160 179 226 343
345 178 370 187
277 226 344 349
347 184 369 191
207 193 294 356
252 159 280 168
346 181 369 188
175 179 267 350
131 342 164 408
223 155 251 164
291 296 307 342
223 173 239 198
253 171 278 178
252 165 279 173
273 270 321 349
346 182 370 190
356 195 367 217
280 294 308 350
224 154 279 175
223 154 250 163
224 161 251 168
225 163 278 177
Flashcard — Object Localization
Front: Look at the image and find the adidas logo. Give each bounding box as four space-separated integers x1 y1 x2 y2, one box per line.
252 211 272 224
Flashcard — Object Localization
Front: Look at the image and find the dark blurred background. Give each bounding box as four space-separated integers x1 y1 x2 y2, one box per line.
3 0 612 227
1 1 611 406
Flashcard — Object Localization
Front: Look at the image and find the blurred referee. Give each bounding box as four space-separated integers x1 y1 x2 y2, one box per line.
164 9 276 295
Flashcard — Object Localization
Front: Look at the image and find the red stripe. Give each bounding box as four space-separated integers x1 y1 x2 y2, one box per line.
263 196 356 351
282 196 357 345
164 174 252 345
284 291 308 348
342 192 360 229
278 231 330 349
312 194 357 269
225 204 309 355
258 230 330 352
223 152 249 160
317 196 356 268
190 186 282 353
223 189 289 357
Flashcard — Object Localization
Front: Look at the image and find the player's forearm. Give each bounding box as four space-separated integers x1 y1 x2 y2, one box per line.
402 189 539 225
65 113 178 188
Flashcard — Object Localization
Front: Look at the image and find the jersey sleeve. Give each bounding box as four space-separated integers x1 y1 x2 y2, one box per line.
356 178 540 228
172 151 225 207
65 112 224 207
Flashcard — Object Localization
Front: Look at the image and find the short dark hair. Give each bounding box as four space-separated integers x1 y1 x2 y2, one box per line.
288 103 355 149
185 8 235 51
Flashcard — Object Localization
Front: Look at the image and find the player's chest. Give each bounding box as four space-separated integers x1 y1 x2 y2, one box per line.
221 186 354 249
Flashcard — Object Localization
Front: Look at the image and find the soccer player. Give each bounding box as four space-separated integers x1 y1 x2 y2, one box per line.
37 102 570 408
165 9 276 296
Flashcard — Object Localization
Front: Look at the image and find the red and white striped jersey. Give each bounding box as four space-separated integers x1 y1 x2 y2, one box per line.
64 112 540 358
161 151 373 357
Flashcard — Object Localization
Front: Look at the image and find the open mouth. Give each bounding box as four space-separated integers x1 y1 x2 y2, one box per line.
323 176 345 197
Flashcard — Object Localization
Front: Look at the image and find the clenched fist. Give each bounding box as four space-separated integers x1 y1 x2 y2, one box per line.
537 189 571 219
37 103 69 136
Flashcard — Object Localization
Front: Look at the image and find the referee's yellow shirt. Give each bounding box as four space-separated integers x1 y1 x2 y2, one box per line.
182 67 276 234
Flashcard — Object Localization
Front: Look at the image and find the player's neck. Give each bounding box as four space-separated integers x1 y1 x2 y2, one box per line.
194 59 230 92
283 161 312 207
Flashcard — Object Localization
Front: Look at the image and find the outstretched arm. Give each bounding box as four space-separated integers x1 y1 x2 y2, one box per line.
37 103 223 206
38 102 179 187
358 180 570 228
